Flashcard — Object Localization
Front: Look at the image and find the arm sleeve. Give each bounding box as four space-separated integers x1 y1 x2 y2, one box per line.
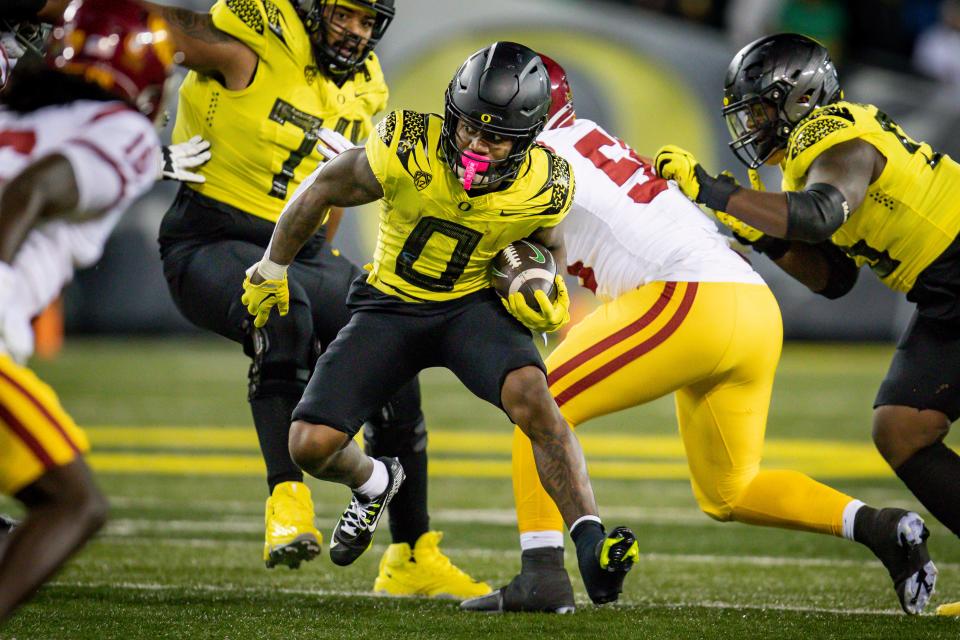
539 149 576 228
812 241 859 300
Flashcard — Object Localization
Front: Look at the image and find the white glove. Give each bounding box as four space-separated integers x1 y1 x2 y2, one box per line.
0 264 34 364
316 128 356 162
158 135 212 183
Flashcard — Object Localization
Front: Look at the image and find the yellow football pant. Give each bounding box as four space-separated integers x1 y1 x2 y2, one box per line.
0 354 89 496
514 281 851 537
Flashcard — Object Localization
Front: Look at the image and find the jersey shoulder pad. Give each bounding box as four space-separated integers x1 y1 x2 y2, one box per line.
524 145 575 223
211 0 270 57
785 102 863 176
378 110 431 155
367 110 433 194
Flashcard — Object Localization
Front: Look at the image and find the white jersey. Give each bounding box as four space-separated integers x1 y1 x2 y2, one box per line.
0 40 11 90
538 119 763 301
0 100 159 358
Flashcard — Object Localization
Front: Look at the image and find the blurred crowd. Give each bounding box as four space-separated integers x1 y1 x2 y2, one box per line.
603 0 960 88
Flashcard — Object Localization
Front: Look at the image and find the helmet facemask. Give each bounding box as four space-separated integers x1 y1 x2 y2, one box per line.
295 0 394 79
440 97 542 191
722 81 792 169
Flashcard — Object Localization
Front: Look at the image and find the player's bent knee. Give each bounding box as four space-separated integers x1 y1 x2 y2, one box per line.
288 420 348 472
872 405 950 467
501 366 552 424
695 497 735 523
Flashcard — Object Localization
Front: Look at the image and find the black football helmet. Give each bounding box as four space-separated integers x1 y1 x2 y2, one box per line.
440 42 550 189
293 0 395 79
723 33 842 169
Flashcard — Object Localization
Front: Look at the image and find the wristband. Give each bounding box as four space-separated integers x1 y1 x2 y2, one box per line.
256 257 288 280
694 166 740 212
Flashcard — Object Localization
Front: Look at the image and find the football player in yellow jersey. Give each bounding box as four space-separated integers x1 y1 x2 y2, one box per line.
146 0 486 596
241 42 640 605
656 33 960 606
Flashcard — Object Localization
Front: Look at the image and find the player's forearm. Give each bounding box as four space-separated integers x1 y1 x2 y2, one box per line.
0 187 42 265
0 156 78 263
527 424 599 527
724 188 790 238
268 192 330 265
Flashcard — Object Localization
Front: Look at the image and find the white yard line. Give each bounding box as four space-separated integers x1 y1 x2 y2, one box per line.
44 580 908 616
90 535 960 571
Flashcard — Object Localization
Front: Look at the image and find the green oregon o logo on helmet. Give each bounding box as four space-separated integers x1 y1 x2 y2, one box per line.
722 33 842 169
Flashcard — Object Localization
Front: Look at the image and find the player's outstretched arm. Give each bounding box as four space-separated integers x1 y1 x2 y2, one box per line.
0 154 78 264
655 141 878 242
243 148 382 327
140 2 256 90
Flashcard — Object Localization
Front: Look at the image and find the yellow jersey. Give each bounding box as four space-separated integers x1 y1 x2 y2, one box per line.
782 101 960 293
363 110 575 302
172 0 388 222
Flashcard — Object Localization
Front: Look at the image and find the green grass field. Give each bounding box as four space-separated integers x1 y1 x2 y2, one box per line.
2 339 959 639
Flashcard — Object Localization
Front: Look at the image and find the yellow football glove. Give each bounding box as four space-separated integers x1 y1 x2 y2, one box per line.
501 275 570 334
654 144 701 201
654 144 740 212
241 263 290 328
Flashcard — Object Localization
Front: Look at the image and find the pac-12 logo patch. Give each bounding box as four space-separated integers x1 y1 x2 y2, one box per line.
413 171 432 190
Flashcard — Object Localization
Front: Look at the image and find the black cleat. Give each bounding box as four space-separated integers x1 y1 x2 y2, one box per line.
576 525 639 605
460 547 575 614
857 508 937 614
330 457 405 567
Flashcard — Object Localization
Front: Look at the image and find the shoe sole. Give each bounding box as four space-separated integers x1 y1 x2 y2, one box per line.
897 512 937 615
265 533 322 570
460 589 575 614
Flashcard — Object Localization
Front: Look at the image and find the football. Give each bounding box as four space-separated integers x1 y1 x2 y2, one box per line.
491 239 558 312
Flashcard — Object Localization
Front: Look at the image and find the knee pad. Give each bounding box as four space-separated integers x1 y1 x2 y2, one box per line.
364 412 427 457
245 311 313 400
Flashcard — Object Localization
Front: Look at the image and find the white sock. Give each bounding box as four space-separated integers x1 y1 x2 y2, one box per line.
841 499 866 541
520 530 564 551
356 458 388 499
569 514 602 536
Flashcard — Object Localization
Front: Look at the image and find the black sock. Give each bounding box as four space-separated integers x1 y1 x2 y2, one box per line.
895 442 960 538
250 394 303 493
386 450 429 546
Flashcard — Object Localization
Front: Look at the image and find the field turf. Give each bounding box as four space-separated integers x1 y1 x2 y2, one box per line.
1 339 959 639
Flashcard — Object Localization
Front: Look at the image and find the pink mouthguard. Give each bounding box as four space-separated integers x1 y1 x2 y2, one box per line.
460 151 490 190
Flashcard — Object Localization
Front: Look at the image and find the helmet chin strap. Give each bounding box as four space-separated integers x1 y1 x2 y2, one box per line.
459 150 490 191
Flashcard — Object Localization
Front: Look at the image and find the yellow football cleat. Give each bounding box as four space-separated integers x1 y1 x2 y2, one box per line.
263 481 322 569
373 531 491 599
937 601 960 616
